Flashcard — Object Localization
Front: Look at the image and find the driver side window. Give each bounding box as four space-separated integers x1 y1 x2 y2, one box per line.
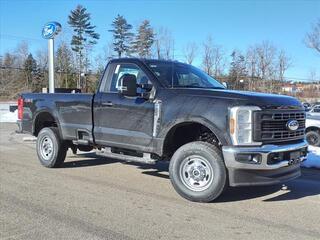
109 63 150 92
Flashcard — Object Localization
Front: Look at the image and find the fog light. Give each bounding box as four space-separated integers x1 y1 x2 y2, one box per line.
236 154 262 164
252 155 262 164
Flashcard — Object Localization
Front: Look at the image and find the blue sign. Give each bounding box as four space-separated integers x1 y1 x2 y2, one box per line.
42 22 61 39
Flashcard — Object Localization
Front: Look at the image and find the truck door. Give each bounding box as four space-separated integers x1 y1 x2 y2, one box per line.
93 62 155 152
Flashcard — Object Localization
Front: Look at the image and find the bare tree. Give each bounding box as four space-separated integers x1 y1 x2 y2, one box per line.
15 41 29 67
154 27 174 60
277 49 291 82
245 46 258 90
256 41 277 80
183 42 198 64
0 52 25 99
201 36 225 77
212 44 225 78
35 49 48 90
56 41 75 88
95 42 114 73
202 36 214 75
305 19 320 54
35 49 48 70
309 68 318 82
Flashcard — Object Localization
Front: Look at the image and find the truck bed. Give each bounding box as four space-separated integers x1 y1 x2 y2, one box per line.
20 93 94 141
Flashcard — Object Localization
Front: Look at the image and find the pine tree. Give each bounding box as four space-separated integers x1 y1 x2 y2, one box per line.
24 53 37 89
132 20 154 57
32 67 45 93
109 15 134 58
23 54 45 92
68 5 100 88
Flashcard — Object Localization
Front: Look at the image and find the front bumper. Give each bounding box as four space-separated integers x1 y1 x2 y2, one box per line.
222 140 308 186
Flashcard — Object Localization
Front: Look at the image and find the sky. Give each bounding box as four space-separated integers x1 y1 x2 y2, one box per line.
0 0 319 81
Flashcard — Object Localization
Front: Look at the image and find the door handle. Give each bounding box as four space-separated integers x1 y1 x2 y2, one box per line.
101 101 113 107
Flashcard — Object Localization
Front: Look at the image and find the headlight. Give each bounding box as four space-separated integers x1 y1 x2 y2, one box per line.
229 106 261 146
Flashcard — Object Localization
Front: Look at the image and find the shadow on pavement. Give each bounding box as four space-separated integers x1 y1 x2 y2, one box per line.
124 161 170 180
63 152 170 180
262 168 320 202
215 185 280 202
262 180 320 202
63 152 119 168
62 152 320 202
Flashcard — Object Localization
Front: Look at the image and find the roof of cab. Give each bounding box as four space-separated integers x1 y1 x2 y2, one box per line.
109 57 182 65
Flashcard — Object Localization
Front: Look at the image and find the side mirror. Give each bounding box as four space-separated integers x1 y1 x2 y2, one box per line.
222 82 228 88
119 74 137 97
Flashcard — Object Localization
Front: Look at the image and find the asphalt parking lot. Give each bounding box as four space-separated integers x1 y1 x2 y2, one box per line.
1 123 319 240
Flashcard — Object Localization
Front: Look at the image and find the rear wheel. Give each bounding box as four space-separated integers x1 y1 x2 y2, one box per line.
169 141 227 202
36 127 67 168
306 130 320 146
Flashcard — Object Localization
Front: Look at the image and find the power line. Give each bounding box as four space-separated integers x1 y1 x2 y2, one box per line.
0 65 98 75
0 34 43 42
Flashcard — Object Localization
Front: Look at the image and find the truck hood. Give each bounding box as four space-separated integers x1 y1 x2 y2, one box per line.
178 88 303 110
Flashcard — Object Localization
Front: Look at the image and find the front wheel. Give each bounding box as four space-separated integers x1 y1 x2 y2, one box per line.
169 141 227 202
36 127 67 168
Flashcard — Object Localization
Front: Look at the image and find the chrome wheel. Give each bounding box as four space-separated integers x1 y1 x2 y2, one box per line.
179 155 214 192
39 136 54 161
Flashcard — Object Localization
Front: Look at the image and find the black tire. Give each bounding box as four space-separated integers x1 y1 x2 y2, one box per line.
306 130 320 147
169 141 227 202
36 127 67 168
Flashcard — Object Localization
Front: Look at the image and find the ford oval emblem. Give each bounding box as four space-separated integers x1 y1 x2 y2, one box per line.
42 22 61 39
286 119 299 131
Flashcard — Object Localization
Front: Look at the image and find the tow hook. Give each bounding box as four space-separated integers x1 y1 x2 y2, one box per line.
288 158 302 165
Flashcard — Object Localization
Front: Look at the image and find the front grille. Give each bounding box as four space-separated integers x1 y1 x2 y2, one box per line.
253 110 305 143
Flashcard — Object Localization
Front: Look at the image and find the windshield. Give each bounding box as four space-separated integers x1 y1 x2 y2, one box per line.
146 61 225 89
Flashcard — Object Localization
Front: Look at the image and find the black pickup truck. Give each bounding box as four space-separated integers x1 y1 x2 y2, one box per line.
18 58 308 202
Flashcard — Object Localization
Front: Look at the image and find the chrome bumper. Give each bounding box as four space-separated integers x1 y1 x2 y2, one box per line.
222 140 308 170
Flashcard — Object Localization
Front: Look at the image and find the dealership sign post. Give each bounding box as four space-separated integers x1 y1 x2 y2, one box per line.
42 22 61 93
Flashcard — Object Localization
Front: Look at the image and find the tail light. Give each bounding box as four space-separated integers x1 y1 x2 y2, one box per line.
18 96 24 120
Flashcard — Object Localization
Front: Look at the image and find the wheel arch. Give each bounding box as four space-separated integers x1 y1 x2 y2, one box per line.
32 110 62 137
161 118 229 159
306 126 320 132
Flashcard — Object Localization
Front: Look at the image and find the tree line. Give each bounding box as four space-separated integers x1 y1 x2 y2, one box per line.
0 5 319 100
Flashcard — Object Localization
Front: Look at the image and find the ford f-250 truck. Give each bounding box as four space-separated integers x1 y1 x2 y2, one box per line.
17 58 308 202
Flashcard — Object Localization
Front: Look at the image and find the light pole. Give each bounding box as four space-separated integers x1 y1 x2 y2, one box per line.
42 22 61 93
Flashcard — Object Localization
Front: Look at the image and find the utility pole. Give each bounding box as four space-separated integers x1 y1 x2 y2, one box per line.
48 38 55 93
